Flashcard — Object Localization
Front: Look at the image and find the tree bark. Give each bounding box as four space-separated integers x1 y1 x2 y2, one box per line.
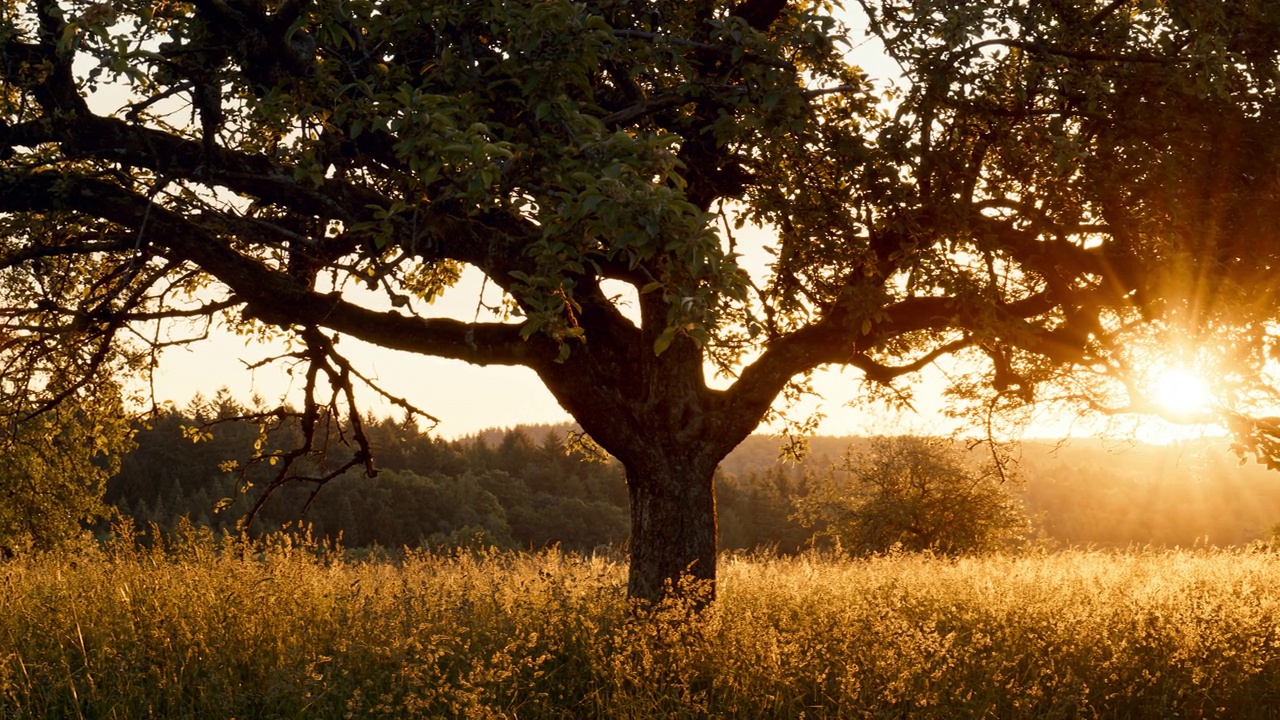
623 445 720 603
535 325 743 605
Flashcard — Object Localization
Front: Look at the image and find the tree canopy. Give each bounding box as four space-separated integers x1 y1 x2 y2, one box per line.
1 0 1278 599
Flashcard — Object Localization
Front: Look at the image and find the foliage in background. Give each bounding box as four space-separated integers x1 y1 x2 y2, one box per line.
108 407 1280 556
3 532 1280 718
110 396 632 553
0 377 133 552
795 436 1030 555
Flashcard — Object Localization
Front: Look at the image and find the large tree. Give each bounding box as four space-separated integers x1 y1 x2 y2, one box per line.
0 0 1277 599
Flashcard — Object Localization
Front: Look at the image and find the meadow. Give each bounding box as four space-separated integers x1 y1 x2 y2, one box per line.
3 528 1280 719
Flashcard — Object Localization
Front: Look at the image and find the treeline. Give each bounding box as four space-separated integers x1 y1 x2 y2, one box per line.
721 435 1280 549
1017 439 1280 547
108 402 821 554
109 394 630 552
108 393 1280 553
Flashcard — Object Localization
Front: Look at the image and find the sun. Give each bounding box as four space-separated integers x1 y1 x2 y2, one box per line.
1126 358 1227 444
1150 365 1214 418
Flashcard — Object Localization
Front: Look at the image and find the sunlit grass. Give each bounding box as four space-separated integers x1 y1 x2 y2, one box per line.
3 529 1280 718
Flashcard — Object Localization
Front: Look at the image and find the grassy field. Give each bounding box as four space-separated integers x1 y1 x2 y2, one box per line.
3 529 1280 718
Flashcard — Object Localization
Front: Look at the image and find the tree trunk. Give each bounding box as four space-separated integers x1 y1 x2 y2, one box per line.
624 447 720 603
536 329 758 606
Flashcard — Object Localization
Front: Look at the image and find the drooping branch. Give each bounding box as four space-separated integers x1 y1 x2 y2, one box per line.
235 325 379 524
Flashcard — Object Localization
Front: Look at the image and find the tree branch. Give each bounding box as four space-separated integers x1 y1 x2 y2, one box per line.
29 3 90 116
601 92 689 129
960 38 1179 66
0 169 558 370
848 338 973 385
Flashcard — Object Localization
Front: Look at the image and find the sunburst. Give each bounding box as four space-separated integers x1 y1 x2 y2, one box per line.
1150 365 1214 418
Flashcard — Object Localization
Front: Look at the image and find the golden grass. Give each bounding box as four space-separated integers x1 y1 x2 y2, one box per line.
2 530 1280 718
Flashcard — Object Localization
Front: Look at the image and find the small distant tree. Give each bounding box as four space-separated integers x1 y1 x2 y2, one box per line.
796 436 1029 556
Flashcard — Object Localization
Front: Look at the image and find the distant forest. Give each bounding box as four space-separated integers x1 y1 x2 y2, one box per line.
109 392 1280 553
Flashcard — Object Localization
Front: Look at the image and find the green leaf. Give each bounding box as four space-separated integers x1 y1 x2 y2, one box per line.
653 327 676 355
519 318 543 340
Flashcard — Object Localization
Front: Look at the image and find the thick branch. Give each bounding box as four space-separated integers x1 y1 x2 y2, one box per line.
721 286 1087 439
612 29 794 70
28 5 90 116
190 0 317 90
66 116 380 223
0 237 136 270
729 0 790 31
0 170 557 369
11 113 550 298
601 92 689 129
